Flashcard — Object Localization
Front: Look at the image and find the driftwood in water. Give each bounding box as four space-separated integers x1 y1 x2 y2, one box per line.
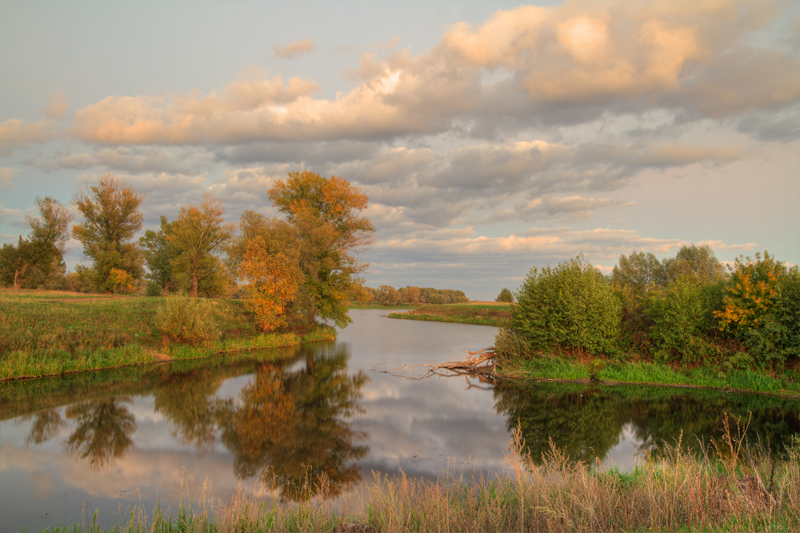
386 347 497 382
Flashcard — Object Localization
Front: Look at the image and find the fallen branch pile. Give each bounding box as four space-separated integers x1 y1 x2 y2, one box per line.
386 347 497 382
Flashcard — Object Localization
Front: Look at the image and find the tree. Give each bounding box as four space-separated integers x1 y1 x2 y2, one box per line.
0 196 72 289
139 216 179 294
267 171 374 328
0 236 56 289
168 194 236 298
611 251 666 300
241 237 302 332
72 174 145 292
496 288 514 303
26 196 73 257
663 244 726 284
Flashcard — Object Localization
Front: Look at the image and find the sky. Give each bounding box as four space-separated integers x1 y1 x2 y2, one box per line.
1 0 798 301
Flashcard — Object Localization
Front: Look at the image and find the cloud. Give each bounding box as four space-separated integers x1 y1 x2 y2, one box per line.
0 119 60 146
273 38 316 59
45 91 69 119
695 240 757 252
25 152 95 172
48 1 795 148
482 196 633 224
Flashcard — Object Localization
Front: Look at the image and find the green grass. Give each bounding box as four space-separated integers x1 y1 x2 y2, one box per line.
388 303 512 327
29 427 800 532
496 354 800 398
0 289 336 380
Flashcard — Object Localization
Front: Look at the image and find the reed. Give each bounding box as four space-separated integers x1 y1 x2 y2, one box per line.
37 418 800 533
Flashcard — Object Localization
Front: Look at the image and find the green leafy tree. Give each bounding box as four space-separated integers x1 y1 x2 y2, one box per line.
496 288 514 303
1 196 72 289
0 236 56 289
72 174 145 292
139 216 179 294
502 255 622 357
663 244 726 284
267 171 374 328
168 194 236 298
26 196 74 258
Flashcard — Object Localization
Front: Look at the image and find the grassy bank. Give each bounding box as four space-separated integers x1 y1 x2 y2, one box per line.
495 354 800 398
388 302 512 327
0 289 336 381
35 426 800 532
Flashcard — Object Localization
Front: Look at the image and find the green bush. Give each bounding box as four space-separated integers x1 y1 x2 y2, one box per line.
145 281 163 297
154 296 220 347
495 288 514 303
503 256 622 357
716 253 800 369
644 277 723 364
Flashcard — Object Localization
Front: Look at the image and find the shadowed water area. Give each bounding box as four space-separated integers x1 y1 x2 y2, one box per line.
2 309 798 531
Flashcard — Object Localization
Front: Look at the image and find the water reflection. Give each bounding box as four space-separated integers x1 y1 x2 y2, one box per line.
25 408 65 445
153 367 226 453
218 344 369 501
63 397 137 469
494 381 800 464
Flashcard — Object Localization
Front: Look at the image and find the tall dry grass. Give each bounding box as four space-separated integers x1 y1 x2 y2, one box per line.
41 415 799 533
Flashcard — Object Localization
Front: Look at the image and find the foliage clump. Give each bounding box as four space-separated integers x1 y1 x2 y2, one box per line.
501 255 621 357
155 295 220 347
496 287 514 303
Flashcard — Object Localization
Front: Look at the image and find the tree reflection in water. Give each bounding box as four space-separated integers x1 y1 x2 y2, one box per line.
63 397 136 469
218 344 369 502
25 408 65 445
494 381 800 464
152 367 227 454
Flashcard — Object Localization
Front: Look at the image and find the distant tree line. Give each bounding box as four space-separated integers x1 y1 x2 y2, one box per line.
496 245 800 370
361 285 469 306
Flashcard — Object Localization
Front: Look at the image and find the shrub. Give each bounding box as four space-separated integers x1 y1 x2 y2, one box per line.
145 281 163 297
503 255 622 357
155 296 220 347
644 277 722 364
495 287 514 303
715 253 799 368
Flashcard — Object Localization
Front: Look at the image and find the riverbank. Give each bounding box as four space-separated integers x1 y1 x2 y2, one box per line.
35 427 800 533
388 302 511 327
494 354 800 399
0 290 336 381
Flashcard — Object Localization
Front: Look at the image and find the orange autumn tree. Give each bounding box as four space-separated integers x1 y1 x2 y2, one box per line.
267 171 374 328
241 236 301 332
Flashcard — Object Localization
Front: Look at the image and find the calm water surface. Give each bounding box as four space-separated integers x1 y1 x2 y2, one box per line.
1 310 798 531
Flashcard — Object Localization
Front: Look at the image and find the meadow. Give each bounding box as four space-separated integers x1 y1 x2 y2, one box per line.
0 289 335 380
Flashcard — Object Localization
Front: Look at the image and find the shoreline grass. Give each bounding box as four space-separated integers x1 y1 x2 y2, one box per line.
0 289 336 381
495 354 800 399
30 423 800 533
388 303 511 327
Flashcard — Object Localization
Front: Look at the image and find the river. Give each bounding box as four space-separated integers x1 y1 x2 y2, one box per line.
1 309 798 531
